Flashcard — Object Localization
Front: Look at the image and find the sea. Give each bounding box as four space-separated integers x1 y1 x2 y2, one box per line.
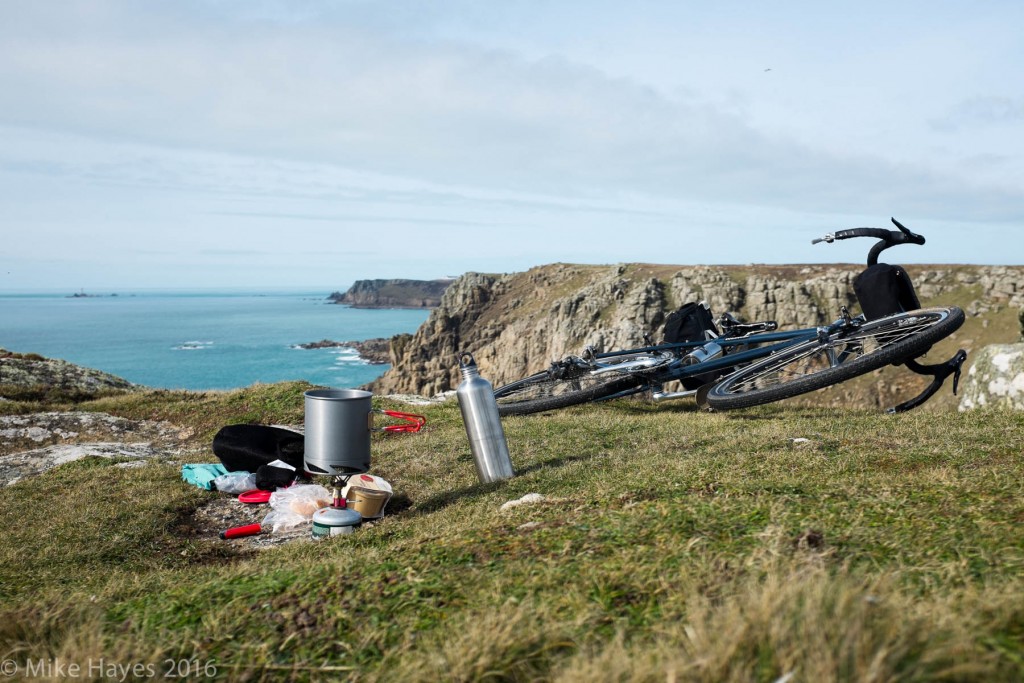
0 290 431 391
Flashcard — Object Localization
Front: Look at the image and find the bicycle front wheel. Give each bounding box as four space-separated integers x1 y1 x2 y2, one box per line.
494 353 660 416
704 307 964 410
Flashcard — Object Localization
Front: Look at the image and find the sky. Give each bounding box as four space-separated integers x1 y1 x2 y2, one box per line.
1 0 1022 292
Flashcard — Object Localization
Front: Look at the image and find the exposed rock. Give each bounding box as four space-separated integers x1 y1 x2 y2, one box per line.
0 411 194 487
296 339 345 350
500 493 547 511
0 349 138 398
0 411 189 454
294 338 391 364
329 278 454 309
2 442 168 487
959 344 1024 411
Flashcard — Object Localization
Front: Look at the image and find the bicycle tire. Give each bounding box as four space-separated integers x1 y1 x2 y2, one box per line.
704 307 964 410
494 352 659 416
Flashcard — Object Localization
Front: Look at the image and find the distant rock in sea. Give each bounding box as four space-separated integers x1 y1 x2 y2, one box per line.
328 278 454 309
294 338 391 364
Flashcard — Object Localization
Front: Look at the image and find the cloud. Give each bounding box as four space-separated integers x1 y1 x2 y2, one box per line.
1 0 1023 291
931 96 1024 132
2 0 1022 226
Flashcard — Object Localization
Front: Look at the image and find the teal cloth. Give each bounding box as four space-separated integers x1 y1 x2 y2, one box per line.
181 463 229 490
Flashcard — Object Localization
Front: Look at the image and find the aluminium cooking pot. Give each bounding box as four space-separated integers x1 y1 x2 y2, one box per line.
303 389 426 476
303 389 373 475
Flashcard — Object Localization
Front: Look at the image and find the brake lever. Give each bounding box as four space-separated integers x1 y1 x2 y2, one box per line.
890 217 925 245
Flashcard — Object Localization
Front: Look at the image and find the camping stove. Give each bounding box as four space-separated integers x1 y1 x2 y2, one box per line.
302 387 421 533
311 475 362 538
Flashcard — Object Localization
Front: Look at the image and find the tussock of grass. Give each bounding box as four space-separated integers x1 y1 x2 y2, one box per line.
1 388 1022 680
551 562 1019 682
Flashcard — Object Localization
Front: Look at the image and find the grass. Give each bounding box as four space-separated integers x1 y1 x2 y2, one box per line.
1 388 1022 681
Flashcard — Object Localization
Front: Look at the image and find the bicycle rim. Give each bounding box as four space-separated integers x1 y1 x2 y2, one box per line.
705 307 964 410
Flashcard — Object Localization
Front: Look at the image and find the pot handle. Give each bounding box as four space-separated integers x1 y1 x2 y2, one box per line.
373 409 426 433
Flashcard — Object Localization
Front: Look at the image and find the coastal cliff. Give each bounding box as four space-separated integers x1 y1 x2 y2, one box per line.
329 278 454 309
369 263 1024 406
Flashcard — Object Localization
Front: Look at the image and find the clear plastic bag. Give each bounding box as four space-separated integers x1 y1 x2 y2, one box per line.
261 509 309 534
213 471 257 494
262 484 332 534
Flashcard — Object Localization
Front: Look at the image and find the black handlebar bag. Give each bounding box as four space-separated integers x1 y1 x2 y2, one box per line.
663 302 719 343
853 264 921 321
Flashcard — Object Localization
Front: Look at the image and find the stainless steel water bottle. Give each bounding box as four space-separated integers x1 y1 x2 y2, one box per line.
456 352 514 483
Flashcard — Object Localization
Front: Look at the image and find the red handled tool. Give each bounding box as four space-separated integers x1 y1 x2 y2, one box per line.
220 523 262 539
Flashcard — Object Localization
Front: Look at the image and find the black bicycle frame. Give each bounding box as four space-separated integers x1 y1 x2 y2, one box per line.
593 324 839 391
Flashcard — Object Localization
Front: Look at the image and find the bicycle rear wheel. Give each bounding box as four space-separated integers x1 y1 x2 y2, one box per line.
704 307 964 410
494 353 661 416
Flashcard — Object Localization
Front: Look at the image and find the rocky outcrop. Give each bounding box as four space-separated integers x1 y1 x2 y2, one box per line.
370 263 1024 398
0 349 138 399
0 411 192 487
294 338 391 364
329 279 454 309
958 344 1024 411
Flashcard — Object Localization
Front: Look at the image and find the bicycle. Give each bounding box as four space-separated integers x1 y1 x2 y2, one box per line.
492 219 968 416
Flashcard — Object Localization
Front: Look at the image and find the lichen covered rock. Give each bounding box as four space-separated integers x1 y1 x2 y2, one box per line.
958 344 1024 411
0 349 138 398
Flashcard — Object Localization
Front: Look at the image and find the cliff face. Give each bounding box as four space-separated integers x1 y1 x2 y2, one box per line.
330 279 454 308
370 263 1024 398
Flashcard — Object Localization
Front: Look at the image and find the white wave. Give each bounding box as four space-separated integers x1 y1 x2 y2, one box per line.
173 340 214 351
334 354 368 365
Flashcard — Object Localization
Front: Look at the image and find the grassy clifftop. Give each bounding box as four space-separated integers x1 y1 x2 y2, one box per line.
1 383 1021 681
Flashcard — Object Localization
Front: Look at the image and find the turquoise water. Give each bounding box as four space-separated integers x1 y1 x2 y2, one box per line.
0 291 430 390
